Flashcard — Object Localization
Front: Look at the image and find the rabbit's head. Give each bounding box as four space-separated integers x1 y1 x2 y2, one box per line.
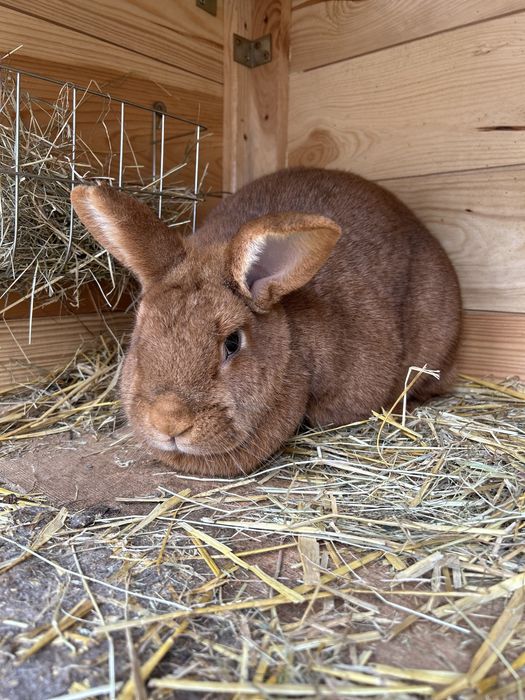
71 185 340 474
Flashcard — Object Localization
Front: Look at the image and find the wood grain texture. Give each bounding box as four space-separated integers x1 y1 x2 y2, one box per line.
222 0 251 193
0 0 223 83
250 0 291 186
381 166 525 314
291 0 525 72
291 0 320 8
0 7 221 95
2 285 134 320
0 6 223 194
223 0 291 193
459 311 525 377
0 313 131 391
288 12 525 179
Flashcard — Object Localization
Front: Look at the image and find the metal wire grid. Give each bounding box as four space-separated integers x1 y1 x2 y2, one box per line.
0 64 206 260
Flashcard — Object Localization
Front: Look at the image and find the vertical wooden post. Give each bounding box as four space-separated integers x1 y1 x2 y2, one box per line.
223 0 291 194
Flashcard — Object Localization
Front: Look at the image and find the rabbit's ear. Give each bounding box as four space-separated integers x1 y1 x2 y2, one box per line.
70 184 185 287
229 213 341 311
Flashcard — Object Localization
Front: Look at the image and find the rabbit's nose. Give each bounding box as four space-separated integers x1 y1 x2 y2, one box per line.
149 394 194 439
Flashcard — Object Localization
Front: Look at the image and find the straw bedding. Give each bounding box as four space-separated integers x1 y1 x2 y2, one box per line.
0 357 523 699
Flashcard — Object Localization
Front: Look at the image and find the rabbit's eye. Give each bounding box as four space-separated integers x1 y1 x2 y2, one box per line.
224 331 241 359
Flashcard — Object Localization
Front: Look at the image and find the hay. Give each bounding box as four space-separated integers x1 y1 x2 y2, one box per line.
0 66 200 316
0 338 123 448
0 368 524 697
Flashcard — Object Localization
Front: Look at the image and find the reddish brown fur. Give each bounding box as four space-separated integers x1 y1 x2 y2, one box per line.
71 168 462 476
229 213 341 310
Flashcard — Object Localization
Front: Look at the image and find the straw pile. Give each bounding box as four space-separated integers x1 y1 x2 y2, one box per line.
0 67 198 316
0 338 123 449
0 370 524 698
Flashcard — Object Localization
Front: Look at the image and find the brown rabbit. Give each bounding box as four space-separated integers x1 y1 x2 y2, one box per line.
71 167 461 476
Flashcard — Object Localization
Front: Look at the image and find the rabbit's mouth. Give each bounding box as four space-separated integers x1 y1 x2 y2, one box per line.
148 431 246 458
147 436 251 459
150 436 181 453
148 433 202 455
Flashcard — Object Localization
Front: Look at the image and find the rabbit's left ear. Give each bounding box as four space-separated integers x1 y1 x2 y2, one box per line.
229 212 341 311
71 184 185 287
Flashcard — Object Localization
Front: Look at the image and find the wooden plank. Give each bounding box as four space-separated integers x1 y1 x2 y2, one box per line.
288 12 525 179
0 7 221 96
0 0 223 83
1 312 520 391
0 7 222 194
222 0 251 193
2 285 133 320
459 311 525 378
291 0 525 72
247 0 291 188
223 0 291 192
0 312 131 391
292 1 320 8
3 315 520 388
381 166 525 314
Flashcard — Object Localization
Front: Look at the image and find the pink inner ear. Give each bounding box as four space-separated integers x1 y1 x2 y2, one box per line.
246 234 301 291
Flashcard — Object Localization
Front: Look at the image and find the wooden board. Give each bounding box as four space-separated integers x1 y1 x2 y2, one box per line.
0 6 223 194
2 284 134 320
288 12 525 180
0 7 221 96
223 0 291 192
381 166 525 314
1 310 521 391
459 311 525 378
291 0 525 72
0 312 131 390
0 0 223 83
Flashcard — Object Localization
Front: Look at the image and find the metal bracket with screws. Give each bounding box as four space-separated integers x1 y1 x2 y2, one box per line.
233 33 272 68
196 0 217 16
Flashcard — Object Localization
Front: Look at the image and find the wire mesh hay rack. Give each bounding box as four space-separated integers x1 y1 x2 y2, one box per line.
0 64 206 315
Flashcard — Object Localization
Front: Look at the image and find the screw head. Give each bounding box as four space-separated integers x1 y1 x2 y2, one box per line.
153 101 167 114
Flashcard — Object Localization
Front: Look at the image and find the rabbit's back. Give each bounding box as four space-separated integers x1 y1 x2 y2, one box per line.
200 167 458 331
200 167 461 416
200 167 434 296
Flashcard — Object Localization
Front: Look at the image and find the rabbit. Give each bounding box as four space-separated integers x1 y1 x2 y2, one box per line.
70 167 462 476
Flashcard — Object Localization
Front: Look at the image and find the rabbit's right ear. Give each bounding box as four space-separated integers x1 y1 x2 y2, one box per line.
229 212 341 311
70 184 185 287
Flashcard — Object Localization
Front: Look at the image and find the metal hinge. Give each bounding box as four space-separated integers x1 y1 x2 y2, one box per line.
233 33 272 68
196 0 217 16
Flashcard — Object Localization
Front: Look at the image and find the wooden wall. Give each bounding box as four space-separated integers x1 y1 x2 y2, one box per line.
222 0 290 192
0 0 224 389
1 0 524 384
289 0 525 377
